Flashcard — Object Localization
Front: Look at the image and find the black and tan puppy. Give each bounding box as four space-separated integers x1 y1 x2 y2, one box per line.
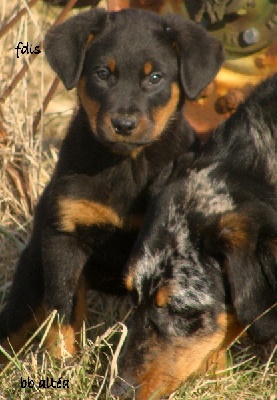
0 9 223 358
115 74 277 399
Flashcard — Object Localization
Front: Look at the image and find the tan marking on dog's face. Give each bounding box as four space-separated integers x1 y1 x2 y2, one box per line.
130 312 242 400
107 58 116 73
102 113 149 143
58 197 122 232
200 313 243 375
216 312 243 346
135 333 224 400
151 82 180 139
86 33 94 47
143 61 153 75
77 76 100 133
218 212 251 250
125 273 135 292
155 284 170 307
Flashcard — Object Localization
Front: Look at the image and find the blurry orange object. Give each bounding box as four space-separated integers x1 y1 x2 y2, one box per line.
107 0 129 10
107 0 164 10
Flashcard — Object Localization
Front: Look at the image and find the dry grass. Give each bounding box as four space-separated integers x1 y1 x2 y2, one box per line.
0 1 276 399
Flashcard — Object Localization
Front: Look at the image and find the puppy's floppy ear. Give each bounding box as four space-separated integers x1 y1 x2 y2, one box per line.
205 208 277 343
44 8 107 90
163 14 224 99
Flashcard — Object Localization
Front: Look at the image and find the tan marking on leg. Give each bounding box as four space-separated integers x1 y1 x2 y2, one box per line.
72 274 88 345
152 82 180 139
0 306 46 363
44 275 88 358
124 244 146 293
77 76 100 133
45 324 76 358
58 197 123 232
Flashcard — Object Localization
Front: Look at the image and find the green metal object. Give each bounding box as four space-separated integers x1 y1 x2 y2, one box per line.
191 0 277 57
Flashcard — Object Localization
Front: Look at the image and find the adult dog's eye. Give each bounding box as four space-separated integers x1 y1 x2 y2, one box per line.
95 67 110 81
149 72 163 85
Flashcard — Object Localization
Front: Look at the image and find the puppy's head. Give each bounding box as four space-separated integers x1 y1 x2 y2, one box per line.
44 9 223 153
113 174 277 399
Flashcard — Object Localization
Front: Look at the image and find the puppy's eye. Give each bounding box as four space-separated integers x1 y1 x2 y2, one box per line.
149 72 163 85
95 67 110 81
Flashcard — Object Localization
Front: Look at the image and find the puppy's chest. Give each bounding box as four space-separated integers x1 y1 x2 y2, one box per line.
54 158 149 236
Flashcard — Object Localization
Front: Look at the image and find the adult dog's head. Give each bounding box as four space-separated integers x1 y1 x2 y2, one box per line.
45 8 223 153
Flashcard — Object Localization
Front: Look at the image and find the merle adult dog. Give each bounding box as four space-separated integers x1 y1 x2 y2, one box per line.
115 74 277 399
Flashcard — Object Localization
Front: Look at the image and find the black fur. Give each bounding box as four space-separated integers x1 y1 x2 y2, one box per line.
0 9 223 356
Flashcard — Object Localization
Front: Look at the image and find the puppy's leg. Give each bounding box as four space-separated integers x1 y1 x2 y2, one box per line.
41 231 88 357
44 274 87 357
0 243 45 362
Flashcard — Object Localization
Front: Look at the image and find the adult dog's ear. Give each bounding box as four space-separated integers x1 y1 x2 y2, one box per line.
163 14 224 99
44 8 107 90
205 208 277 343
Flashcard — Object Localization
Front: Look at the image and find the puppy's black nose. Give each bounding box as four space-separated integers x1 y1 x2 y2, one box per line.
111 116 137 136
